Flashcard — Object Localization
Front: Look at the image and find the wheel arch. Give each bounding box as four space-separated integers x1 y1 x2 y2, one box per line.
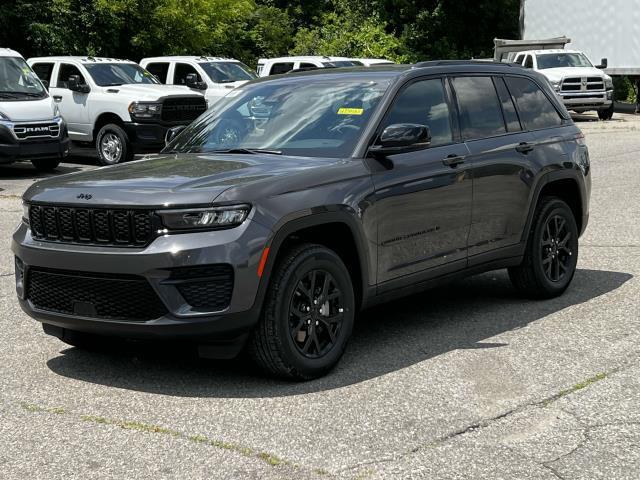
523 170 587 241
256 210 372 313
92 112 126 142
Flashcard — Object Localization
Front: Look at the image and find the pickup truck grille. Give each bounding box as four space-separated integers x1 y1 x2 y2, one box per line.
29 205 157 247
161 97 207 123
561 77 605 92
13 122 60 140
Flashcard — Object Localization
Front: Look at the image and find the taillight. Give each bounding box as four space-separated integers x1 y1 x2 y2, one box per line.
574 131 586 145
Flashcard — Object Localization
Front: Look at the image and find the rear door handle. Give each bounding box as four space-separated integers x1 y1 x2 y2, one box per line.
516 142 534 154
442 154 465 167
52 95 62 102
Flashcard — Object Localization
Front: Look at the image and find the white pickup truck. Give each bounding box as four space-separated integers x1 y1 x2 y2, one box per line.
28 56 207 164
0 48 69 171
140 56 257 107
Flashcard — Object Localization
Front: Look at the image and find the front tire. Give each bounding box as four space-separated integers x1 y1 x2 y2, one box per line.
31 158 60 172
597 102 614 120
509 197 579 298
249 244 355 380
96 123 133 165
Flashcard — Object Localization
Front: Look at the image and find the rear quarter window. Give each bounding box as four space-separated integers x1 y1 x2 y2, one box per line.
145 62 170 83
505 76 563 130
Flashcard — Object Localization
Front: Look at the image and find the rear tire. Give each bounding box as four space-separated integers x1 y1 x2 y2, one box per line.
31 159 60 172
508 197 579 299
96 123 133 166
249 243 355 380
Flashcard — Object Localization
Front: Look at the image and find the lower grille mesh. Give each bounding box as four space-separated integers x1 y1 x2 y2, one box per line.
27 268 167 321
169 264 234 311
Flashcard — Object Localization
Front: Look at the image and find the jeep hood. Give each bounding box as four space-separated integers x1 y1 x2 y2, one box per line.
101 84 204 101
23 153 336 207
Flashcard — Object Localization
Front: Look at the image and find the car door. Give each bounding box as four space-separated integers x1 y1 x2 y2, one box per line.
371 77 472 284
450 75 534 262
30 61 55 89
173 62 202 90
50 62 92 141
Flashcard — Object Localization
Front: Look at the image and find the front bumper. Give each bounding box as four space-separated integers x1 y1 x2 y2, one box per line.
0 124 70 165
558 89 613 111
12 219 272 354
123 122 170 153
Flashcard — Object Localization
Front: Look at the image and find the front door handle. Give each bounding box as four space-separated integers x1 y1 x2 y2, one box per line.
52 95 62 102
442 154 465 167
516 142 534 154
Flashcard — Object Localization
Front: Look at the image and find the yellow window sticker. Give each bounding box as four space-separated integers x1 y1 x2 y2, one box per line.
337 107 364 115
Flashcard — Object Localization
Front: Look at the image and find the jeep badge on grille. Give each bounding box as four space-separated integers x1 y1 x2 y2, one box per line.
76 193 93 200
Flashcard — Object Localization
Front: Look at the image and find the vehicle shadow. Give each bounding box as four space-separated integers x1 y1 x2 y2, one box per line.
46 268 632 398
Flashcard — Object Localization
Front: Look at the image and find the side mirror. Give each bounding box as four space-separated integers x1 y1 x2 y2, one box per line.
369 123 431 156
596 58 608 69
165 125 186 147
185 73 207 90
68 75 90 93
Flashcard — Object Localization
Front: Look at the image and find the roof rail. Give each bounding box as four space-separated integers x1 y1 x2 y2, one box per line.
414 60 514 68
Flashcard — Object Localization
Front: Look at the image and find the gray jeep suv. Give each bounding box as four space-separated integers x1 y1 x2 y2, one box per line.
13 62 591 380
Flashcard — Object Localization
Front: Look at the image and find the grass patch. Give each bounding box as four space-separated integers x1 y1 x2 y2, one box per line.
22 402 298 471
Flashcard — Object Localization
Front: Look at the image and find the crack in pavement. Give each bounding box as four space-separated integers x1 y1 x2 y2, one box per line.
340 358 640 477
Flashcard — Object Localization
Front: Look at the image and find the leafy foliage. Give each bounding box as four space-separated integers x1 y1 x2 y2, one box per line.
0 0 520 66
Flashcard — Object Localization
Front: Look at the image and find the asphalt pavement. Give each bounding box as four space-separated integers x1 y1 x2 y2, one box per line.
0 113 638 479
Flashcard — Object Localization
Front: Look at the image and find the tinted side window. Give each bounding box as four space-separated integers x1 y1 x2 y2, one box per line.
299 62 317 69
505 76 563 130
174 63 201 85
270 62 294 75
524 55 534 69
452 76 506 140
382 78 453 146
32 63 54 83
146 62 169 83
57 64 85 89
494 77 521 132
513 55 524 65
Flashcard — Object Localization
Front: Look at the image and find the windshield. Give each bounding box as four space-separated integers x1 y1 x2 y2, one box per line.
536 53 593 69
167 77 390 158
200 62 257 83
84 63 159 86
323 61 364 68
0 57 46 98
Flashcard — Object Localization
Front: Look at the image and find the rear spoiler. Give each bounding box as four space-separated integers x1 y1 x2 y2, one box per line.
493 37 571 62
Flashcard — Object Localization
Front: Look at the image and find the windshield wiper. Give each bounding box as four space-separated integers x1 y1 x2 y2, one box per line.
208 148 282 155
0 91 19 98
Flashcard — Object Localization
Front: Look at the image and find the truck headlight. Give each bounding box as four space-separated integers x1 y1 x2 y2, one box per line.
605 77 613 90
549 79 561 91
158 204 250 230
128 102 162 119
22 202 30 225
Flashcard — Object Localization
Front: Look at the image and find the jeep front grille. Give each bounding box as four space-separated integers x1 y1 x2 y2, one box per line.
26 267 167 321
161 97 207 123
29 205 157 247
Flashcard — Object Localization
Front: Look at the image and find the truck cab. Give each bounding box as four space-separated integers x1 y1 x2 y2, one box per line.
140 56 257 107
512 49 614 120
0 48 69 171
28 56 207 165
256 56 364 77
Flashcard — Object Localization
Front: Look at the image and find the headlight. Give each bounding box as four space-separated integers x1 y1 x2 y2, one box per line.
605 77 613 89
53 104 60 117
549 79 561 91
158 204 250 230
128 102 162 119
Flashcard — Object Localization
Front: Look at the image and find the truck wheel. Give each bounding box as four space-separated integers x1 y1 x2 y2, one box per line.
597 102 614 120
249 243 355 380
96 123 133 165
31 159 60 172
508 197 579 299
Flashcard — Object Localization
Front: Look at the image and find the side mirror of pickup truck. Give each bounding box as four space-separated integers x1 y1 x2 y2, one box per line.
68 75 90 94
185 73 207 90
596 58 608 69
164 125 187 148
